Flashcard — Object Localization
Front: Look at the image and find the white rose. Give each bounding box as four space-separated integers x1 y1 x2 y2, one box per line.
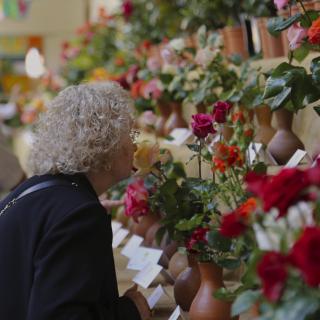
169 38 185 51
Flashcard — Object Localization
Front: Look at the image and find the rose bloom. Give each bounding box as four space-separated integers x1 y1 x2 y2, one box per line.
212 101 232 124
124 179 149 222
126 65 139 85
186 227 209 252
287 23 308 50
130 80 146 99
232 112 245 124
212 143 243 173
147 57 161 72
143 79 162 100
308 17 320 45
191 113 216 139
257 251 288 302
290 226 320 287
245 168 310 217
133 141 161 176
220 198 256 238
273 0 289 10
122 0 133 20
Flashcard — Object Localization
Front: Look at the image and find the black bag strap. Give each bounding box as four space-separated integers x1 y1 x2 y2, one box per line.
0 179 78 218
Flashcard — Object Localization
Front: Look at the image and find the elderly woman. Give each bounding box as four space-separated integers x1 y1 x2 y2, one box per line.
0 82 151 320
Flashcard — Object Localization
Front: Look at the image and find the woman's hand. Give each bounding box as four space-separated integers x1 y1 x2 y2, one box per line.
99 193 124 213
124 284 152 320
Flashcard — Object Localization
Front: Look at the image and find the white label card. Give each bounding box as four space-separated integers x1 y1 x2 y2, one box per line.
168 306 182 320
247 142 263 165
165 128 193 146
147 284 165 309
112 228 129 249
127 247 163 271
133 263 163 289
121 235 144 258
285 149 308 168
111 221 122 235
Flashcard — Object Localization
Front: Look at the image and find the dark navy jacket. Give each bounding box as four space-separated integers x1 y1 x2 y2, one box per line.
0 173 140 320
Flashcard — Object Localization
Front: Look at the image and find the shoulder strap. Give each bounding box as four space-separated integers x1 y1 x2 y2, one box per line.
0 179 78 218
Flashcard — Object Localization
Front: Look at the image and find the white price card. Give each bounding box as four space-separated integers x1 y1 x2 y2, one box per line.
285 149 308 168
112 228 129 249
165 128 193 146
121 235 144 258
127 247 163 270
147 284 165 309
247 142 263 165
111 221 122 235
168 306 182 320
133 263 163 289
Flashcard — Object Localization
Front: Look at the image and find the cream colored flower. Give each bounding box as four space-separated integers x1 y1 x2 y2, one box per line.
169 38 185 51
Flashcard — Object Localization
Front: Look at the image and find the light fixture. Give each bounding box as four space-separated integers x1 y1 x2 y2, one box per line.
25 47 45 78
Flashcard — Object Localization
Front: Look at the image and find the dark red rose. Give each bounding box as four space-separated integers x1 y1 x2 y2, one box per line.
212 101 232 124
126 65 140 85
245 169 309 217
289 226 320 287
220 198 256 238
257 252 288 302
115 74 130 90
122 0 134 20
186 227 209 252
191 113 216 139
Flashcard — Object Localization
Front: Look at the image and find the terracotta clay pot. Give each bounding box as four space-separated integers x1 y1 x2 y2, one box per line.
174 254 201 311
131 212 160 238
223 25 249 59
155 101 171 137
168 251 188 280
267 108 305 165
189 262 234 320
144 221 162 247
196 103 207 114
158 236 178 269
257 18 284 58
222 125 234 141
255 105 276 145
315 2 320 10
164 102 188 135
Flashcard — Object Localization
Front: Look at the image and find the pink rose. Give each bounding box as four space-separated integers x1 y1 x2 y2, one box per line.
287 23 308 50
122 0 133 20
124 179 149 222
195 48 216 68
143 79 162 100
147 57 161 72
191 113 216 138
212 101 232 124
126 65 139 85
273 0 290 10
141 110 157 126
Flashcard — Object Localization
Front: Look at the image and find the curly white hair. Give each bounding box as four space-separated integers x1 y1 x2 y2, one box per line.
29 81 133 175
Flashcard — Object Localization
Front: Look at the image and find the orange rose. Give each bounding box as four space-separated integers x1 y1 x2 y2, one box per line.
308 17 320 45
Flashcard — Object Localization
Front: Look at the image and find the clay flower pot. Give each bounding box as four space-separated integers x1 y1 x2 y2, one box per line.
131 212 161 238
255 105 276 145
174 254 201 311
164 102 188 135
168 251 188 280
267 108 305 165
223 25 248 59
189 262 235 320
155 101 171 137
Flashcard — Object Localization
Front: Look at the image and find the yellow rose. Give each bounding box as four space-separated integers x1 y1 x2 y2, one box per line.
133 141 160 176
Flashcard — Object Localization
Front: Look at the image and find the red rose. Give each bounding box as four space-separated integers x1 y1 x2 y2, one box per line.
124 179 149 222
122 0 134 20
308 17 320 45
212 101 232 124
289 226 320 287
191 113 216 139
232 112 245 124
220 198 256 238
186 227 209 252
245 169 309 217
257 252 288 302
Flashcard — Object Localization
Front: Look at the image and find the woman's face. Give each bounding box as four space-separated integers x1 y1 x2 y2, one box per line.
110 132 136 183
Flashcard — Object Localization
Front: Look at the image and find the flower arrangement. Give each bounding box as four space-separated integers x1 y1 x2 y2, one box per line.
218 163 320 319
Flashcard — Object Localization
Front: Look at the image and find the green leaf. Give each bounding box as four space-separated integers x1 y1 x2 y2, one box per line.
269 87 291 110
187 143 201 153
267 14 302 37
175 214 203 231
293 45 309 63
167 162 186 179
311 56 320 85
197 25 207 49
231 290 260 317
208 230 232 252
160 179 178 195
314 106 320 117
253 162 268 174
216 258 241 270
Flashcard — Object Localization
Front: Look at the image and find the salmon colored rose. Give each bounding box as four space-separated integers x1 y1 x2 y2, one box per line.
308 17 320 45
124 179 149 222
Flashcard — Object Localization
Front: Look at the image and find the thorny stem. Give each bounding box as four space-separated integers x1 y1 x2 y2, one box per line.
198 139 202 179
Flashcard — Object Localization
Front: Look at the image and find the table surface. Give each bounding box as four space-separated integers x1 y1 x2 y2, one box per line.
114 247 252 320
